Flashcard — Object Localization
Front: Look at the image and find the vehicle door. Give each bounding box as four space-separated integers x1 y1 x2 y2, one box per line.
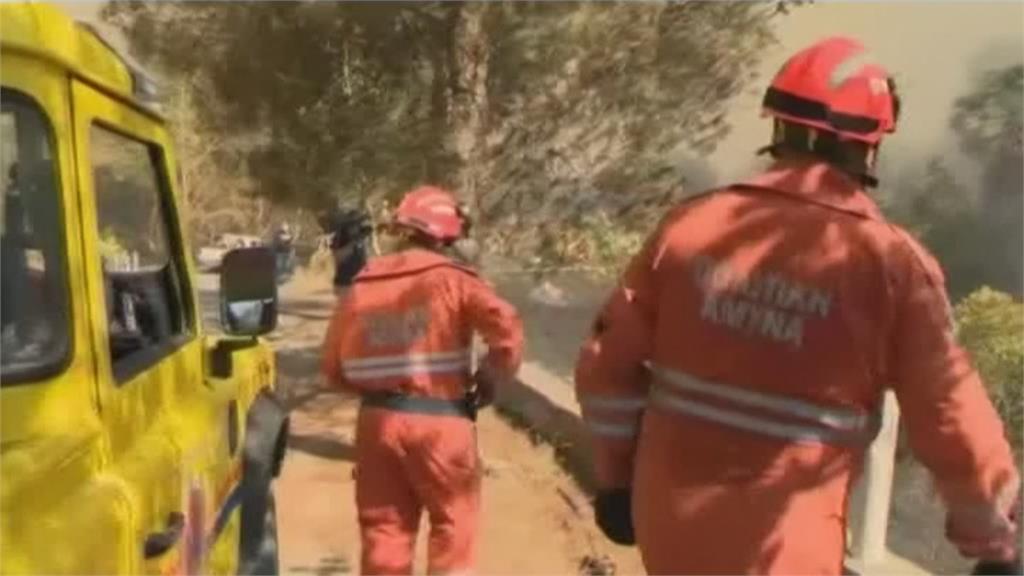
0 50 131 575
71 79 239 575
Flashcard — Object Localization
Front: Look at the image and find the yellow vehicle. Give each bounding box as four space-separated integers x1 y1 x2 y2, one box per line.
0 4 288 574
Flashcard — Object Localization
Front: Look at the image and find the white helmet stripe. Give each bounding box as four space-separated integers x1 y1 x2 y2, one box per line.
828 49 877 90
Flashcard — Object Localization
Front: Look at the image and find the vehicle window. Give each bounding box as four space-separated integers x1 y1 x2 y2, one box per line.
90 125 190 381
0 91 71 384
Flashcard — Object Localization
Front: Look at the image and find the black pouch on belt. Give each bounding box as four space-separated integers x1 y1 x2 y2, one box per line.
463 389 479 422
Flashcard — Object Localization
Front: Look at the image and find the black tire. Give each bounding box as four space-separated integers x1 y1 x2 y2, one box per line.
238 394 288 575
238 485 279 576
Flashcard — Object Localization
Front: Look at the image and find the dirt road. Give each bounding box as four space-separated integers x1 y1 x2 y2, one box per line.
263 273 644 575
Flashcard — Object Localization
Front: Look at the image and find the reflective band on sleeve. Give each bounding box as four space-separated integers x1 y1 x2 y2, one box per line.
647 363 868 431
579 395 648 412
585 419 639 439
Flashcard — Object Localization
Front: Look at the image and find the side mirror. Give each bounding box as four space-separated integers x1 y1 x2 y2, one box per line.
219 247 278 336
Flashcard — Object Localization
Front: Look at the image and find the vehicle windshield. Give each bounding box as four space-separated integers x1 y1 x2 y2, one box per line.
0 91 71 383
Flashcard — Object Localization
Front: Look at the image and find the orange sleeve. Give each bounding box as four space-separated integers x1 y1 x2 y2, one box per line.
320 296 356 393
574 228 663 490
461 275 524 379
888 233 1019 512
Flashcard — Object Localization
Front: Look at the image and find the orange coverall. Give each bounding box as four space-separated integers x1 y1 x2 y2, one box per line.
322 248 523 575
575 159 1020 574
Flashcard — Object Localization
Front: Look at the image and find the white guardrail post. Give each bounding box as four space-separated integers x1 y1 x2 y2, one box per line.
846 390 904 572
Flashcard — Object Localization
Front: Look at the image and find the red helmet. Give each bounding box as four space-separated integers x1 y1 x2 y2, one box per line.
763 36 898 145
393 185 465 242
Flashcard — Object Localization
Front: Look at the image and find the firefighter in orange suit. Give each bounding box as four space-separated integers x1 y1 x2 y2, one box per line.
575 36 1020 575
322 185 524 575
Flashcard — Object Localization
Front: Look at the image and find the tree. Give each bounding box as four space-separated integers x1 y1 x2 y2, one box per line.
951 64 1023 163
884 64 1024 300
883 156 989 300
950 63 1023 296
164 76 267 246
954 287 1024 452
102 1 798 262
104 2 456 210
479 2 787 257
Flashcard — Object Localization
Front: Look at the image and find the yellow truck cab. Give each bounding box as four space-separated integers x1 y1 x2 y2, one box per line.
0 4 288 574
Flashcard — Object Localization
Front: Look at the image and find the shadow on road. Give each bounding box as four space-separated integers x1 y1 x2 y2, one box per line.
286 555 350 576
280 298 336 322
288 433 355 462
275 342 359 464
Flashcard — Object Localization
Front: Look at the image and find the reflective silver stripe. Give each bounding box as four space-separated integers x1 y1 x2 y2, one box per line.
650 388 871 446
647 363 867 431
579 395 648 411
344 360 469 381
344 349 471 369
586 419 639 439
344 359 470 381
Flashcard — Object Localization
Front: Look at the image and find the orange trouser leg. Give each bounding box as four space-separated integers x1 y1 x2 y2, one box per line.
402 414 481 575
356 410 422 576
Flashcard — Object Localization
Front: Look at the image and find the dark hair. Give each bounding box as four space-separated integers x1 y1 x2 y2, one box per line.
321 208 372 249
888 76 901 125
767 120 878 187
456 204 472 236
405 228 448 250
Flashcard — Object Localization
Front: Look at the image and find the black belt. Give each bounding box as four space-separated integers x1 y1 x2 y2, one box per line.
361 391 475 421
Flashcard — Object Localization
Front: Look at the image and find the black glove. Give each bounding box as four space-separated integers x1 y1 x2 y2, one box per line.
973 557 1023 576
966 491 1023 576
594 488 635 545
472 368 498 409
